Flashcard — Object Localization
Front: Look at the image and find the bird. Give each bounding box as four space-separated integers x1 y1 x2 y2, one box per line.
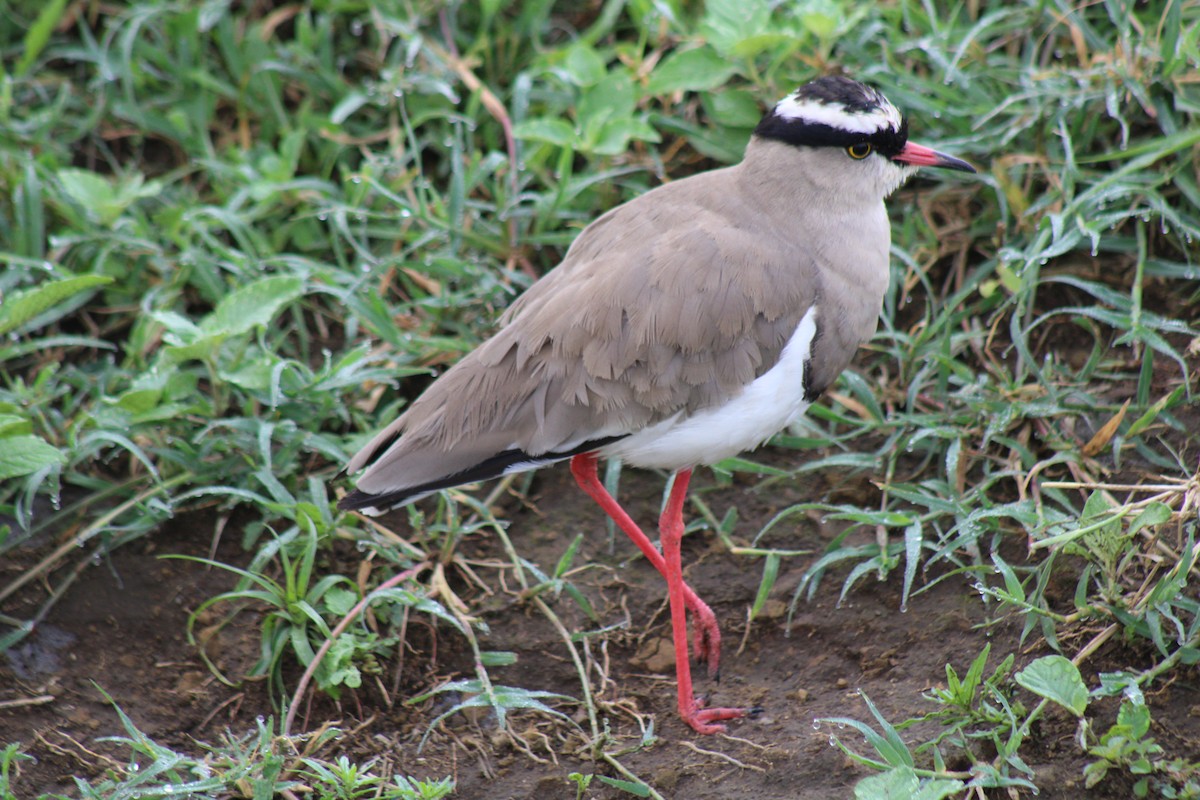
337 75 976 734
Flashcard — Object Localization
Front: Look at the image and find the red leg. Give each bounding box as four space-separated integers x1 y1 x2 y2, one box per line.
570 453 721 677
660 469 749 734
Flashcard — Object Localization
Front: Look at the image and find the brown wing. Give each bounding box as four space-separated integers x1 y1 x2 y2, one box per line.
342 166 823 507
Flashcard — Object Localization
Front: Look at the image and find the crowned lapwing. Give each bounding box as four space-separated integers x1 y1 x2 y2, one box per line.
338 75 975 734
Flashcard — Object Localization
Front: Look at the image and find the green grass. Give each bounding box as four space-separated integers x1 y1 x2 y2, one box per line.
2 700 455 800
2 0 1198 796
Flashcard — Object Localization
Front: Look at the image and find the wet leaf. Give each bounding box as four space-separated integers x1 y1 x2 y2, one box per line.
646 47 737 94
0 435 65 480
1015 655 1088 716
0 274 114 335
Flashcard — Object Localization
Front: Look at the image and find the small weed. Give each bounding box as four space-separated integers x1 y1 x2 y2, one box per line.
299 755 455 800
389 775 456 800
1085 698 1163 795
568 771 593 799
1083 681 1200 798
822 642 1200 795
45 690 454 800
0 743 33 800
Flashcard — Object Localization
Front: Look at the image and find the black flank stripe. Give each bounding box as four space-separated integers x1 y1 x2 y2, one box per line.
801 315 824 403
337 435 627 512
801 358 821 404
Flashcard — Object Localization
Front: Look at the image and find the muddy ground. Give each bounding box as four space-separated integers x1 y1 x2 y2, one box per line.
2 449 1198 798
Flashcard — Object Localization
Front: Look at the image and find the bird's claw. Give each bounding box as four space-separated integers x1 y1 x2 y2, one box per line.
681 695 756 735
688 604 722 680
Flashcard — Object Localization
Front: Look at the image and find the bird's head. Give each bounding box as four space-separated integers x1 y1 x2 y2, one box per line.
752 75 975 199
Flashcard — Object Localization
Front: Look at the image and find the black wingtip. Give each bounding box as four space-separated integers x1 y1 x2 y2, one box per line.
337 489 379 512
334 435 628 515
336 487 419 513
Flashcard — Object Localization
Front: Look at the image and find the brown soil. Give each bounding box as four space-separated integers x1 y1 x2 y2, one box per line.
2 452 1197 798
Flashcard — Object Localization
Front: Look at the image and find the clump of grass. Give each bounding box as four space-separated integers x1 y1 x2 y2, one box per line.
26 693 455 800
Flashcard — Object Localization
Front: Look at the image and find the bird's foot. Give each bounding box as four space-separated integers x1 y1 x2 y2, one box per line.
681 696 762 735
689 603 722 680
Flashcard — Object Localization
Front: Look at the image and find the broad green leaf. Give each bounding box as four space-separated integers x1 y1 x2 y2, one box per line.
586 117 660 156
164 336 222 364
512 118 577 147
703 89 763 128
1117 699 1151 739
219 356 276 392
910 777 969 800
562 43 606 86
1127 502 1172 536
578 71 635 141
106 367 197 420
0 275 114 335
1081 489 1113 521
854 766 964 800
323 587 359 616
1096 670 1143 701
112 388 164 415
646 47 738 94
57 169 161 226
731 33 797 58
0 415 31 437
687 124 753 162
700 0 772 56
205 275 304 336
800 6 841 39
151 310 204 340
0 435 66 480
1015 655 1088 716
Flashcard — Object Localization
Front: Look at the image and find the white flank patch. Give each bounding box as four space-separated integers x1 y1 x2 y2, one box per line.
502 457 557 476
356 490 434 516
602 306 820 471
773 94 902 134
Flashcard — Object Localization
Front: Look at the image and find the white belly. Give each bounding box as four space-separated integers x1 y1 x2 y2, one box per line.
600 306 818 471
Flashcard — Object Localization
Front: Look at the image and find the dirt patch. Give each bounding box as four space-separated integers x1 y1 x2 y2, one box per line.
2 463 1197 797
0 516 262 793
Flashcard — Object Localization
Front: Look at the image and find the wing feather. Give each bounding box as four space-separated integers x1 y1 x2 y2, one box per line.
343 163 823 506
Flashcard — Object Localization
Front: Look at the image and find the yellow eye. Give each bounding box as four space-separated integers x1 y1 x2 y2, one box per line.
847 142 872 159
